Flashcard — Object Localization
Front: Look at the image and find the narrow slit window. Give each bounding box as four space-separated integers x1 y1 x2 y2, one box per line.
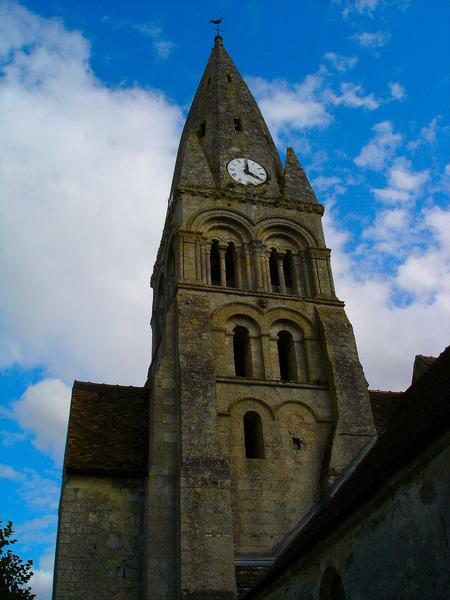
225 243 236 287
210 240 221 285
244 411 265 458
233 115 242 131
269 249 279 289
197 121 206 138
277 330 297 382
226 73 232 82
292 437 302 451
233 326 252 377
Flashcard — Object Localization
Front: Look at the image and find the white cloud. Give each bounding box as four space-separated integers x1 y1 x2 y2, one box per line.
312 175 348 199
371 157 429 205
248 75 333 139
0 462 26 481
389 82 405 100
352 31 391 48
340 0 382 17
388 157 429 191
372 187 410 203
354 121 402 170
408 116 440 150
30 549 54 600
340 0 410 18
396 207 450 301
11 379 71 465
133 22 175 60
1 430 27 446
362 206 413 255
153 40 175 59
324 204 450 391
326 82 380 109
0 464 60 517
0 2 183 387
19 469 60 513
248 72 391 143
312 176 343 191
324 52 358 71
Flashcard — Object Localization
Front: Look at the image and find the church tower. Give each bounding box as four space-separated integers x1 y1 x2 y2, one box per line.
53 35 376 600
146 36 376 598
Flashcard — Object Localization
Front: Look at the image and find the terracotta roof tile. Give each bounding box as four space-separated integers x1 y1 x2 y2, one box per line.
64 381 149 476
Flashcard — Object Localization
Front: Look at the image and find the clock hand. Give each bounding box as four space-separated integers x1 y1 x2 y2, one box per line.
244 158 250 174
248 170 263 181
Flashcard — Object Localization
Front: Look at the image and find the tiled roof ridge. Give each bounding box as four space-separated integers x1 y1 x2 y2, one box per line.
73 379 145 390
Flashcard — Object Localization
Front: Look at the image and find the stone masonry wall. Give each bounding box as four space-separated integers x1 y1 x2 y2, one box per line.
251 434 450 600
145 301 179 599
53 474 144 600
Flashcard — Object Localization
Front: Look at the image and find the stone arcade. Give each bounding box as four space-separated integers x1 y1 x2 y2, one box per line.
53 37 450 600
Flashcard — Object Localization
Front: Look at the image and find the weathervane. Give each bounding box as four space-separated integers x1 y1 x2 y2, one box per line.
209 17 224 38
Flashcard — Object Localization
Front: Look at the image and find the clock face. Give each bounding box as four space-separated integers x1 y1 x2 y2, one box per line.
227 157 267 186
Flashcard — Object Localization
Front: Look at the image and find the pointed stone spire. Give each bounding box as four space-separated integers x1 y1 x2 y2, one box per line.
283 147 318 203
170 36 284 197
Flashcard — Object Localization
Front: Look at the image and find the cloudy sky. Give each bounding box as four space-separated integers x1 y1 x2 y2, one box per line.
0 0 448 597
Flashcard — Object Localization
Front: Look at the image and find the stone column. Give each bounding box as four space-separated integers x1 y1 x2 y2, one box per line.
327 253 337 298
200 241 207 284
195 238 201 283
302 252 312 296
245 248 253 290
277 255 286 295
219 246 227 287
235 247 243 289
292 254 303 296
205 246 211 286
264 252 272 292
253 241 264 291
309 250 320 297
260 333 274 380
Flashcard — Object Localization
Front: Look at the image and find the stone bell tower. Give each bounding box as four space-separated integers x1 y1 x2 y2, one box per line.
146 35 376 599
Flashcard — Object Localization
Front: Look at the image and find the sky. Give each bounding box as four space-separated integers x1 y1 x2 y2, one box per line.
0 0 448 597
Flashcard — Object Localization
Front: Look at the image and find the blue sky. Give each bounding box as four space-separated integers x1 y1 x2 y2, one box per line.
0 0 448 597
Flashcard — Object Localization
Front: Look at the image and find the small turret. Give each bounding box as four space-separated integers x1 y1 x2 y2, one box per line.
283 147 318 203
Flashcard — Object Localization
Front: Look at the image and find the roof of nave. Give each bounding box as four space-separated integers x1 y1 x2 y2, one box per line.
64 381 149 476
246 345 450 597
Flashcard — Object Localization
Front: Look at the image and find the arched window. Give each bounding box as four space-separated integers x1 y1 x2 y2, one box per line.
225 243 236 287
319 567 346 600
210 240 221 285
244 411 265 458
233 326 252 377
269 248 279 289
277 330 297 382
283 251 293 290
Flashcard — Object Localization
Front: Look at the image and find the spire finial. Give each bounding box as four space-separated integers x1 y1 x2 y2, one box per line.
209 17 223 40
